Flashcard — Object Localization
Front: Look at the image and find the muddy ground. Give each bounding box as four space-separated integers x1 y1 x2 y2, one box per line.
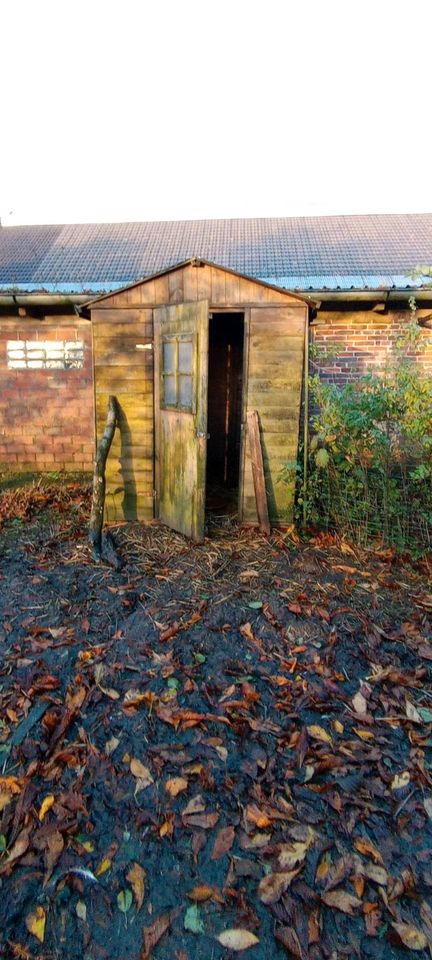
0 477 431 960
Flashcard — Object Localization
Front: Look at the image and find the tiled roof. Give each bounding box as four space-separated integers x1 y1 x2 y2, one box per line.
0 213 431 294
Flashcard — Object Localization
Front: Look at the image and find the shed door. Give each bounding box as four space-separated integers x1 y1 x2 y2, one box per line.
154 301 209 541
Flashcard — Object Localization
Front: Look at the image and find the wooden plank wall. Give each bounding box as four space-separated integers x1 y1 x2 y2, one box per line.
92 308 154 522
90 262 308 525
242 306 306 524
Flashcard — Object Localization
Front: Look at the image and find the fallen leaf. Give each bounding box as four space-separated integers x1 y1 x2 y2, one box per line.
25 907 46 943
391 771 410 791
95 857 112 877
352 690 368 715
391 922 427 951
165 777 188 798
182 812 219 830
275 926 303 957
127 862 146 910
105 736 120 756
182 794 205 816
321 890 362 914
184 903 204 934
130 758 154 789
117 889 133 913
0 830 29 873
278 836 313 869
405 700 422 723
307 724 332 744
76 900 87 921
258 869 299 904
216 929 259 951
38 795 55 822
354 836 384 865
211 825 235 861
187 885 215 902
142 912 174 960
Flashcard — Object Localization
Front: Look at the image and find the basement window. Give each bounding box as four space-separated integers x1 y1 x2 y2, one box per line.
7 340 84 370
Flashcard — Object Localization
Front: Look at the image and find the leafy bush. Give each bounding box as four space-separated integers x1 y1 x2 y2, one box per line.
299 314 432 551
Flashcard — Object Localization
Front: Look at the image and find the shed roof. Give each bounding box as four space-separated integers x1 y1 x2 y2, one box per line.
0 213 431 295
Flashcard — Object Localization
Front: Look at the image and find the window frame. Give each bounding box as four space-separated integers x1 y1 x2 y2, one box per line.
160 332 196 412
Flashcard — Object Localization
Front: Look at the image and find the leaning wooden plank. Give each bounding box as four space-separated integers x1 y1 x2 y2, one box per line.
247 410 271 536
89 395 119 562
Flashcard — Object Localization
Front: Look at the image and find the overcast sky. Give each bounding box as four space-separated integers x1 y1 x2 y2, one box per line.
1 0 431 226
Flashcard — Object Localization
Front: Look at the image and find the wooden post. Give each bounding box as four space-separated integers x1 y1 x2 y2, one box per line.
89 395 118 562
247 410 270 536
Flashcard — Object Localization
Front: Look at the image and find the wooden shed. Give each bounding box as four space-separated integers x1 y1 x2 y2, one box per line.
87 258 310 539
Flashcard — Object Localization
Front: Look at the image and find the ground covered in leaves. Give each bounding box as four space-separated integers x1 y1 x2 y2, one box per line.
1 477 432 960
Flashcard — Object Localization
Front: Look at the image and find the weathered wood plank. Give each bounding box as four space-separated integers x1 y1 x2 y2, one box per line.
247 410 270 535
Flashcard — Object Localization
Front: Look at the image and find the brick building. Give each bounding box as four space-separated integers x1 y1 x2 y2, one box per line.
0 214 431 482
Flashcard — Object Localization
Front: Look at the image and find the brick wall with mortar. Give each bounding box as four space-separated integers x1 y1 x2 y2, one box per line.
311 308 432 386
0 315 94 471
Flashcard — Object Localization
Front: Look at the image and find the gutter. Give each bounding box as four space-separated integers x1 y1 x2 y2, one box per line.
0 293 91 307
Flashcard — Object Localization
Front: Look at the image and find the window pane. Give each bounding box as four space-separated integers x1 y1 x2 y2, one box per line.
163 375 176 405
179 374 192 408
178 340 192 374
163 341 176 373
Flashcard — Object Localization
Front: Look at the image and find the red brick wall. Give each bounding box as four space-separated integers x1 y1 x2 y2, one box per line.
0 315 94 471
311 308 432 386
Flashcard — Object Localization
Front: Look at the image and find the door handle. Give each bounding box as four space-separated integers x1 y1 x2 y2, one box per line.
197 432 210 439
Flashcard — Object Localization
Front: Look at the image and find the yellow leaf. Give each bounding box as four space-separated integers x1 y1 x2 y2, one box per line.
95 857 112 877
165 777 188 798
354 836 383 864
127 862 146 910
354 728 374 740
333 720 344 733
307 725 332 744
81 840 95 853
392 922 427 951
216 929 260 951
38 794 55 822
26 906 46 943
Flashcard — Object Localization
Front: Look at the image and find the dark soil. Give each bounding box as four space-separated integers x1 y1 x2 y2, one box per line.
0 478 431 960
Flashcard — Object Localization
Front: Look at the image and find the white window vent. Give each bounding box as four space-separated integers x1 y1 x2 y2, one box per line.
7 340 84 370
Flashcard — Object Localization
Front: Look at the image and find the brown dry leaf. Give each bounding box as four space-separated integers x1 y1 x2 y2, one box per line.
127 862 146 910
182 794 205 816
165 777 188 798
258 869 299 904
354 728 374 741
211 825 235 861
25 906 46 943
105 736 120 756
307 724 332 744
275 926 303 957
278 830 314 869
183 812 220 829
354 836 384 865
38 794 55 822
391 922 427 951
244 804 273 829
321 890 362 914
406 700 422 723
141 911 174 959
65 685 86 711
130 758 154 787
352 690 368 715
187 885 215 902
0 830 29 873
216 929 259 951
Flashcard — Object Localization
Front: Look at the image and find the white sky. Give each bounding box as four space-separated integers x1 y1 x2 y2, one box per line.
1 0 431 226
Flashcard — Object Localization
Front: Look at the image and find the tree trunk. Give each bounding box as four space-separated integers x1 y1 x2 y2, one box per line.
89 395 118 562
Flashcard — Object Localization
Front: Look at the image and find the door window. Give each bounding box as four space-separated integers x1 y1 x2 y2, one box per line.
161 335 194 411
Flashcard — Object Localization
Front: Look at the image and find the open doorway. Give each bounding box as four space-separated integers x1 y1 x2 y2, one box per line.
206 312 244 516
